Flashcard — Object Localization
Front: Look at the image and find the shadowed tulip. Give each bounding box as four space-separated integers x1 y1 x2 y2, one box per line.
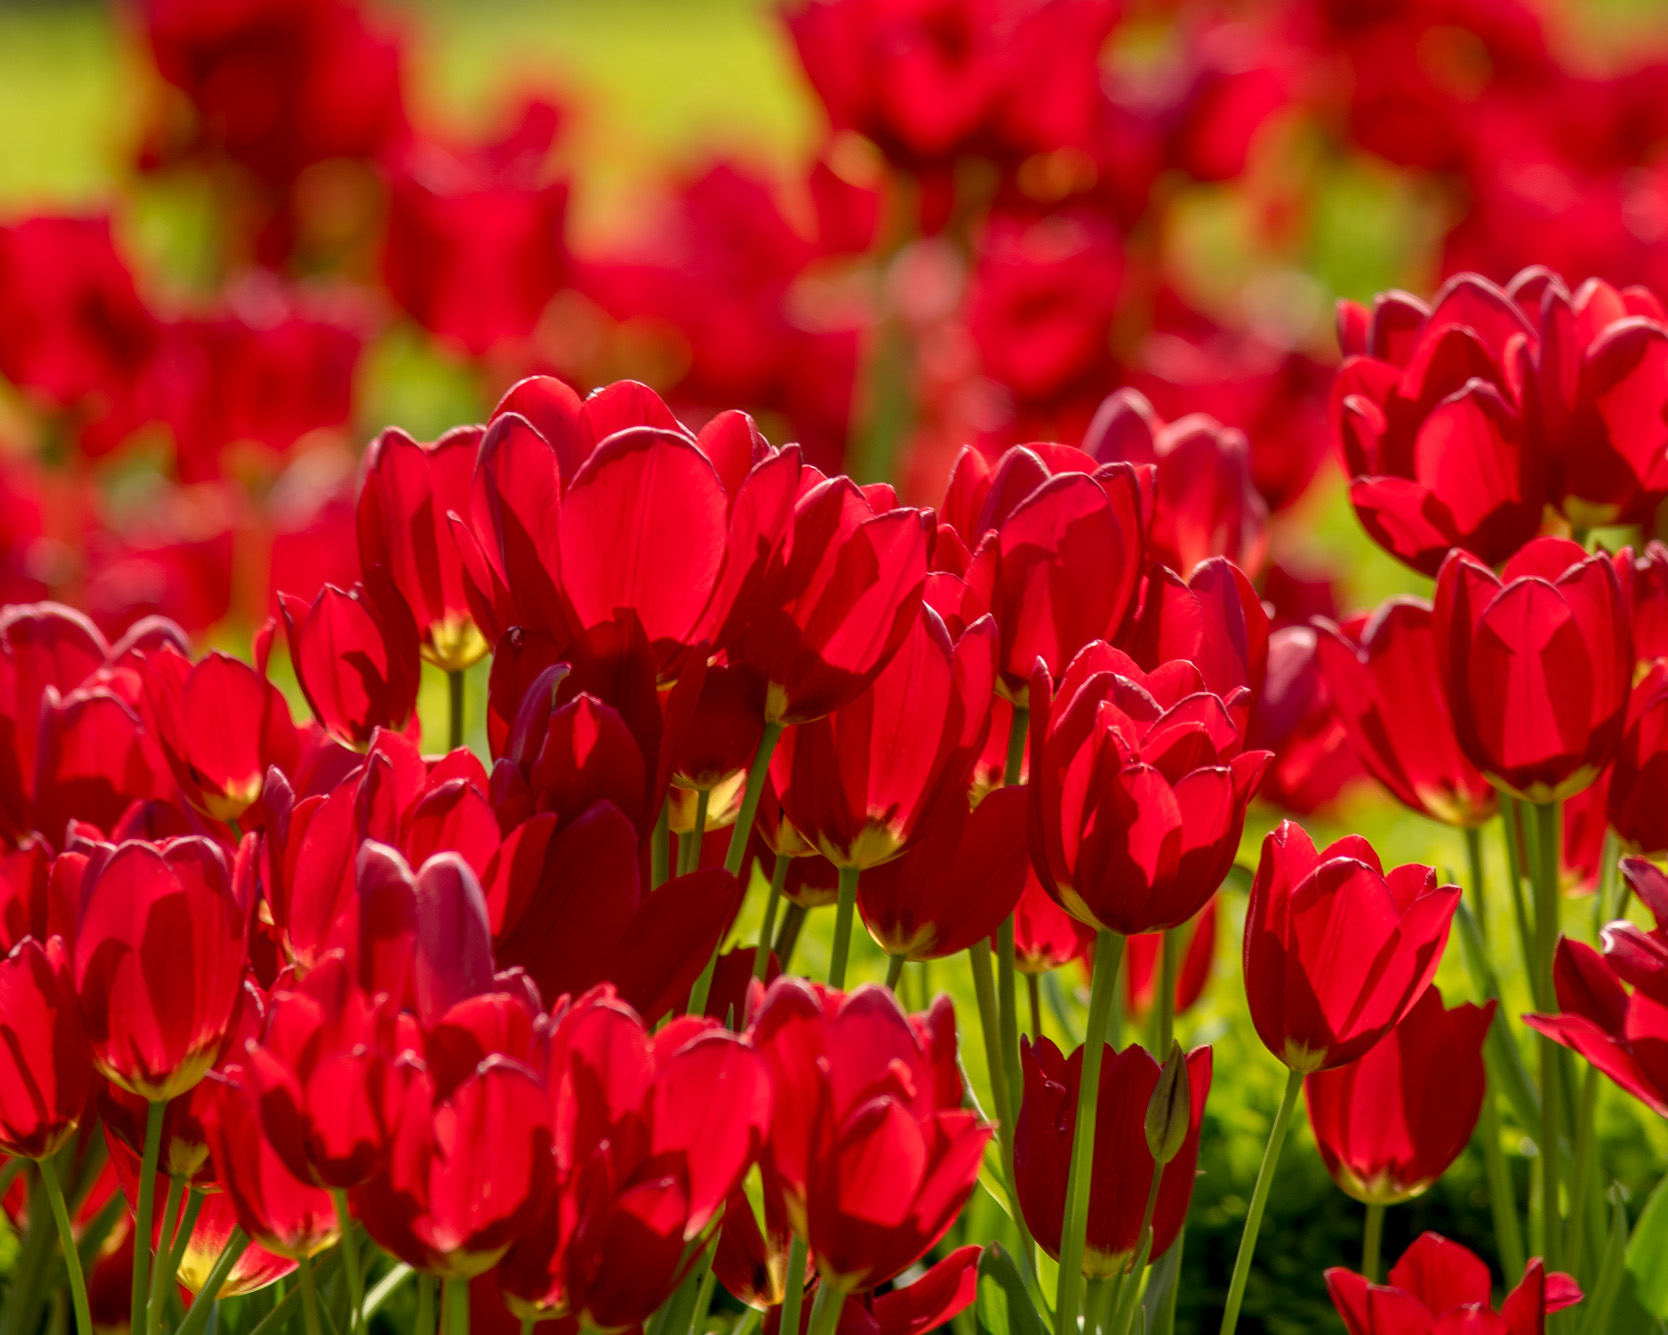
1029 642 1269 935
749 979 990 1293
0 935 91 1159
1244 822 1459 1073
1015 1038 1211 1276
766 1247 981 1335
33 686 170 851
1012 871 1094 974
1120 556 1269 703
1123 901 1217 1026
1605 660 1668 853
1247 625 1366 815
1305 986 1495 1205
72 836 251 1100
1433 537 1630 802
280 582 422 748
1327 1232 1580 1334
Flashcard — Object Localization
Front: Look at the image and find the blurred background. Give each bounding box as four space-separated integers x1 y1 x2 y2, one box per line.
6 1 1668 1328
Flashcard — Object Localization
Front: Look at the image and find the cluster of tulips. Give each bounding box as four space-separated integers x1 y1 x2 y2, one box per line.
5 258 1668 1335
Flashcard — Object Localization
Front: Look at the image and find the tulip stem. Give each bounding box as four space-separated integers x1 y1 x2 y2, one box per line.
415 1274 436 1335
997 918 1022 1125
1004 705 1029 786
130 1100 166 1335
779 1237 810 1335
723 721 785 877
332 1190 365 1335
885 953 906 989
1056 929 1125 1335
775 902 809 973
1028 972 1043 1040
173 1227 249 1335
1464 825 1488 945
1531 799 1564 1273
162 1188 206 1300
652 801 671 890
970 937 1039 1284
442 1277 469 1335
1566 1063 1602 1282
1499 798 1536 1000
679 788 711 875
298 1252 325 1335
1218 1065 1303 1335
807 1279 843 1335
1361 1202 1385 1284
148 1174 184 1335
1481 1082 1526 1284
1084 1278 1115 1335
828 865 860 988
1156 928 1179 1054
38 1155 92 1335
447 669 465 752
1109 1226 1157 1335
753 853 790 983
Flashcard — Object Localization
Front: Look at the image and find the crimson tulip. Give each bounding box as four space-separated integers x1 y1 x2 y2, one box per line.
0 935 91 1159
1123 901 1216 1025
1029 641 1269 935
1247 624 1366 815
0 837 60 953
1012 871 1094 974
33 684 169 850
357 424 488 672
1604 660 1668 852
749 979 990 1293
1433 537 1630 801
1623 541 1668 665
772 604 997 868
495 989 771 1326
766 1248 981 1335
1120 556 1269 703
666 662 766 835
1014 1038 1211 1275
1083 388 1268 576
940 442 1149 702
72 836 251 1100
280 582 421 748
1316 598 1497 827
1305 986 1495 1205
1327 1232 1580 1335
1245 822 1459 1073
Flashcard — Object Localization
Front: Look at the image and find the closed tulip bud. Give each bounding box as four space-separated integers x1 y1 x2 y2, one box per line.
1144 1043 1191 1166
0 935 91 1159
1433 537 1630 802
1244 822 1459 1073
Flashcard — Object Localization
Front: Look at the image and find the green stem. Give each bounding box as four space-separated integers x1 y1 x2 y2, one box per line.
1056 930 1125 1335
679 789 711 876
173 1228 250 1335
443 1277 469 1335
807 1280 843 1335
1004 706 1030 787
1028 971 1043 1040
39 1156 92 1335
1109 1230 1156 1335
131 1100 166 1335
885 953 906 989
651 800 671 890
1361 1202 1385 1284
775 902 809 973
1532 800 1563 1273
753 852 790 983
1084 1278 1116 1335
447 669 464 752
1566 1064 1601 1284
1464 824 1488 945
298 1252 324 1335
724 721 784 876
1480 1083 1526 1284
1218 1066 1304 1335
148 1174 183 1335
162 1188 206 1301
828 865 860 988
970 939 1038 1281
778 1236 810 1335
3 1164 52 1335
362 1263 413 1321
1156 928 1179 1055
332 1190 364 1335
998 917 1022 1104
689 1242 721 1335
415 1275 436 1335
1501 798 1537 992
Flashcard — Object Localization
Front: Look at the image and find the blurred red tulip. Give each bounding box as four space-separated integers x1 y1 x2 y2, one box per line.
750 980 989 1293
1305 986 1495 1205
1015 1038 1210 1276
0 935 91 1159
1029 642 1268 935
1433 537 1630 802
1327 1232 1580 1335
1247 625 1367 816
1123 901 1216 1025
1244 822 1459 1073
281 582 421 748
1317 599 1497 827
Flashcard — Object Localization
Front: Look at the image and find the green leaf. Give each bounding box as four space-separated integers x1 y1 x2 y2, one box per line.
976 1242 1046 1335
1578 1191 1630 1335
1142 1233 1184 1335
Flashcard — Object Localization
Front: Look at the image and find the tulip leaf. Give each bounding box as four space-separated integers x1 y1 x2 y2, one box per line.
1578 1190 1630 1335
1142 1231 1185 1335
1625 1173 1668 1317
976 1243 1046 1335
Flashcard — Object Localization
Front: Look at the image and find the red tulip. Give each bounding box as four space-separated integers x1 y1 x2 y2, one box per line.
1012 871 1094 974
1014 1038 1211 1276
1327 1232 1580 1335
725 476 930 725
1123 900 1216 1025
1605 660 1668 853
714 1180 802 1310
1433 537 1631 802
1622 541 1668 665
766 1247 981 1335
0 838 62 954
1525 858 1668 1116
203 1070 340 1259
1247 625 1367 815
72 836 251 1100
1244 822 1459 1073
1083 388 1268 577
140 644 299 823
0 936 91 1159
773 605 996 868
495 989 771 1326
666 663 766 835
940 443 1149 703
357 424 488 672
858 785 1029 960
1305 986 1495 1205
280 582 421 748
33 685 170 851
749 980 990 1293
1029 641 1269 935
1331 273 1546 573
1120 556 1269 704
1316 598 1497 827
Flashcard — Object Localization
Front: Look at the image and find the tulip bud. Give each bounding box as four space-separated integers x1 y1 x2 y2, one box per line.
1145 1042 1191 1167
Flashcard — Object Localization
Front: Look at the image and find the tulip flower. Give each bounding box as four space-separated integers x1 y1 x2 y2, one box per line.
356 424 488 673
749 980 990 1294
72 836 251 1101
1305 986 1495 1205
1604 659 1668 852
1012 871 1094 974
32 685 170 849
767 1248 982 1335
1623 541 1668 665
1316 598 1497 827
280 582 421 748
1083 388 1269 576
939 443 1149 702
1433 537 1630 802
1123 901 1216 1026
1327 1232 1580 1335
1029 641 1269 935
1014 1037 1211 1276
0 935 90 1160
495 989 771 1327
1120 556 1268 703
0 837 59 954
1247 625 1366 815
